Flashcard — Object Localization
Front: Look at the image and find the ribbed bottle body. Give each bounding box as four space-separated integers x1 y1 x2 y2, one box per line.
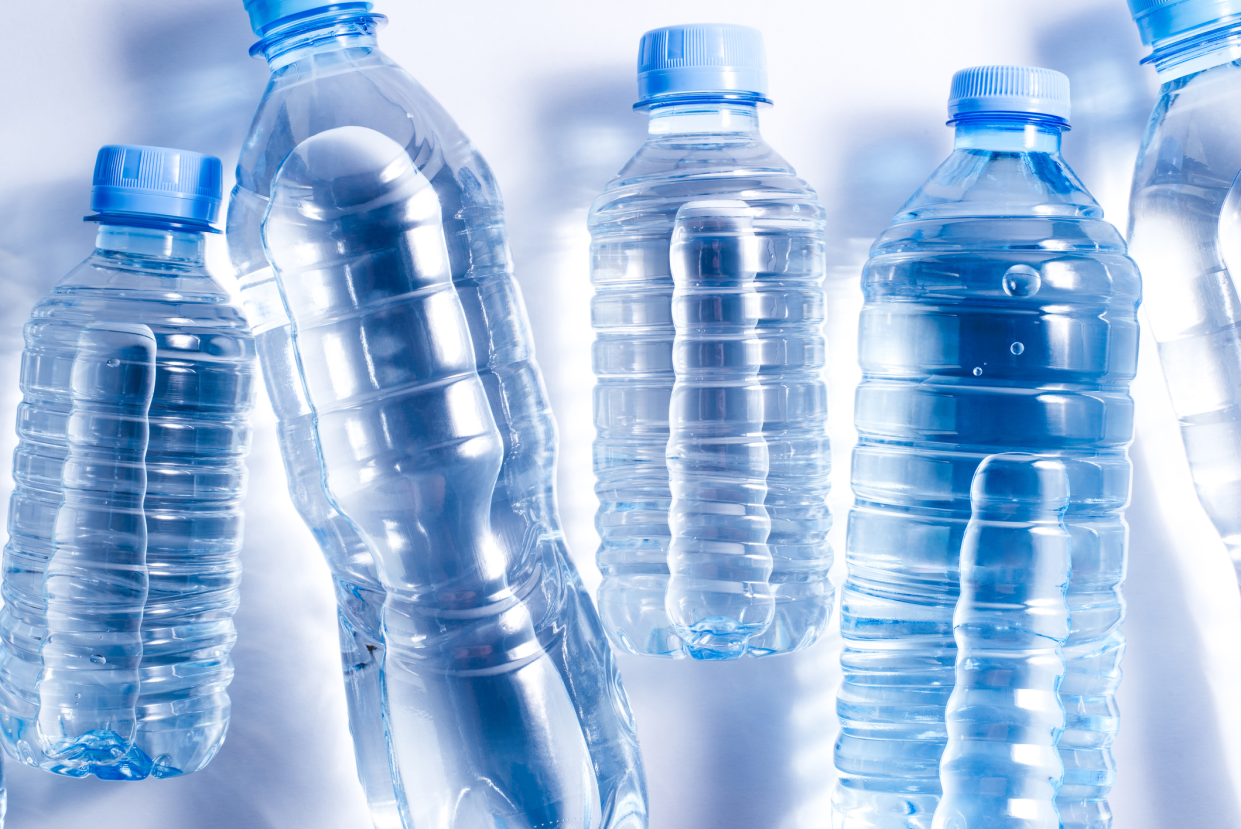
590 132 832 659
837 202 1138 829
1128 60 1241 572
227 30 645 828
932 454 1071 829
0 251 254 779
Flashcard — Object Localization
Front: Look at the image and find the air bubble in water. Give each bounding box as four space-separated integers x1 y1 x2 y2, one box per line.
90 655 105 664
106 358 119 368
1002 264 1041 297
972 367 983 377
1011 342 1025 355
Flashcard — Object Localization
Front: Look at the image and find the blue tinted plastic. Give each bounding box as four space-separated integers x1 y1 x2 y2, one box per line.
243 0 371 36
636 24 769 107
0 222 255 780
88 145 221 230
590 99 832 660
1128 0 1241 45
932 454 1071 829
226 10 647 827
947 65 1070 123
834 103 1138 829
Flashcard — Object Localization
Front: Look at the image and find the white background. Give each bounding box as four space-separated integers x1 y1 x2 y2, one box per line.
0 0 1237 826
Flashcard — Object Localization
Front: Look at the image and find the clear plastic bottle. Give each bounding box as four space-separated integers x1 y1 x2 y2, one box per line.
590 24 832 660
1125 0 1241 577
263 125 601 828
227 3 646 826
0 145 254 780
932 454 1071 829
835 67 1139 829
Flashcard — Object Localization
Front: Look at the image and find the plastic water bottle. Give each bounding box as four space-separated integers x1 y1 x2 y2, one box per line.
1125 0 1241 580
263 126 602 827
590 24 832 660
228 3 647 826
836 67 1139 829
0 145 254 780
932 454 1071 829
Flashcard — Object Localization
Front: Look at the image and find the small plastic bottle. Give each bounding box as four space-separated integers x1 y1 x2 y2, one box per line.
0 145 254 779
590 24 832 659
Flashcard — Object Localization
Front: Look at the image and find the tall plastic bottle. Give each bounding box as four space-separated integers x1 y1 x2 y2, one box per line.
590 24 832 660
835 67 1139 829
1125 0 1241 580
226 3 646 826
932 454 1072 829
0 145 254 780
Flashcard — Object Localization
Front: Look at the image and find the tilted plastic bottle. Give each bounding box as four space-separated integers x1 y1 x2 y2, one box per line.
835 67 1139 829
0 145 255 779
1125 0 1241 580
932 454 1071 829
227 3 647 826
263 126 601 828
590 24 832 660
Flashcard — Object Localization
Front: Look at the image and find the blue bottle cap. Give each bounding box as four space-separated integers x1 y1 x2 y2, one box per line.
1128 0 1241 46
89 145 223 231
243 0 372 37
947 65 1071 124
636 23 769 108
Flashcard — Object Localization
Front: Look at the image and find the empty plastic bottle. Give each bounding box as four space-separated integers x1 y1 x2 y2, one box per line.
0 145 254 779
590 24 832 660
835 67 1139 829
228 3 646 826
1126 0 1241 581
932 454 1071 829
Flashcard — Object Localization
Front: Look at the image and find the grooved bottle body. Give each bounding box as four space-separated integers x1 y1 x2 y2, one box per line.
0 227 254 779
227 14 646 827
589 105 832 659
836 125 1138 829
1127 58 1241 576
932 454 1071 829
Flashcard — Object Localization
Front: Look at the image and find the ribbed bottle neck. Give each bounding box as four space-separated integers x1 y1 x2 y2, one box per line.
1147 15 1241 80
95 225 206 266
252 10 383 70
647 102 760 136
952 115 1065 154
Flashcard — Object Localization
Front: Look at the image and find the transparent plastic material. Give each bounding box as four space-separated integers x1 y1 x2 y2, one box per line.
263 126 602 827
39 324 155 769
835 115 1139 829
931 454 1071 829
590 102 832 660
1127 34 1241 580
227 10 646 828
0 224 254 779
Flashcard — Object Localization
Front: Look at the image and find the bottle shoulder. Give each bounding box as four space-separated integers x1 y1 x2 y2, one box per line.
892 149 1104 224
30 254 252 335
236 53 499 206
1130 62 1241 219
589 138 823 233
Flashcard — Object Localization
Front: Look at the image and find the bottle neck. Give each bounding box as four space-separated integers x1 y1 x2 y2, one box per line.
647 102 760 137
1147 16 1241 81
252 9 383 70
952 115 1065 154
96 224 206 266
